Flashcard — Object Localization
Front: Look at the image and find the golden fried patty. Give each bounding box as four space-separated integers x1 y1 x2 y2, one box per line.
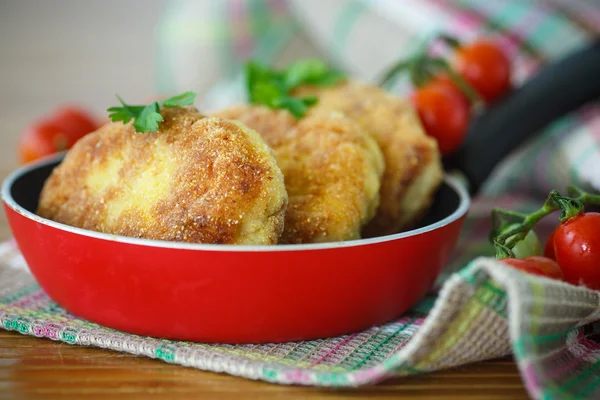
294 81 444 237
37 107 288 245
214 105 384 244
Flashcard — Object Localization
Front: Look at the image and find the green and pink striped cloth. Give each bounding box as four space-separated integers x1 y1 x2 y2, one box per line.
2 1 600 399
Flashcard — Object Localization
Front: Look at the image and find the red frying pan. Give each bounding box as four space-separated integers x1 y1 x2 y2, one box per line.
3 42 599 344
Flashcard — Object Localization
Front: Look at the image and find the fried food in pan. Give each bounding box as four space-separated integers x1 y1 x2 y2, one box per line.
294 81 444 237
214 105 384 244
38 107 288 245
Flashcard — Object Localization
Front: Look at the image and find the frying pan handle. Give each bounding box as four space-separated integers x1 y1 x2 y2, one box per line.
444 38 600 195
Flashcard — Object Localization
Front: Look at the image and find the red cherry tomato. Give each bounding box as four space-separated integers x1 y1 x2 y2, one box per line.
48 106 99 141
453 40 512 104
18 106 99 164
502 256 564 280
19 120 69 164
411 80 470 155
553 212 600 290
544 228 557 260
430 75 470 102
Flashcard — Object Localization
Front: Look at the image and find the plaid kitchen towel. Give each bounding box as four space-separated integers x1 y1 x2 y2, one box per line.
2 1 600 400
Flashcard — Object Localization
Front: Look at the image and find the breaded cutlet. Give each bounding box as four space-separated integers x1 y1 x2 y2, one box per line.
214 105 384 244
37 107 288 245
294 81 444 237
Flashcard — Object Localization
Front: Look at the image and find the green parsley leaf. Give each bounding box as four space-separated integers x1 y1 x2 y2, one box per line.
133 102 163 133
245 62 287 102
245 62 274 102
107 91 196 133
282 59 346 90
282 59 327 89
160 91 196 107
275 97 308 119
244 59 346 119
313 70 346 87
107 95 144 125
252 81 283 108
302 95 318 106
275 96 320 119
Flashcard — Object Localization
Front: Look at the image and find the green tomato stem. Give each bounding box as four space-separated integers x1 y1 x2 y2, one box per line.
379 60 412 88
426 58 484 106
437 34 462 49
505 232 526 248
491 186 598 259
549 190 584 221
568 185 600 206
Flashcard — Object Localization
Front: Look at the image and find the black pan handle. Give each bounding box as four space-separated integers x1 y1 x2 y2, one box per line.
444 38 600 195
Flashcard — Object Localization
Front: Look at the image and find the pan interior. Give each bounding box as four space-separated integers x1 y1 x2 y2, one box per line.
411 183 460 230
4 155 468 251
11 160 460 228
10 160 56 214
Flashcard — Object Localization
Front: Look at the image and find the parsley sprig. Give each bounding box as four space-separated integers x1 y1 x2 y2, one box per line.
245 59 346 119
107 91 197 133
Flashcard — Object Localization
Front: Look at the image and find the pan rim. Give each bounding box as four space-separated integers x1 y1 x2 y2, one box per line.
1 153 470 252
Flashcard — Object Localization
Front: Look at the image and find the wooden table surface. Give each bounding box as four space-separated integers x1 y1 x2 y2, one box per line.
0 166 531 400
0 331 529 400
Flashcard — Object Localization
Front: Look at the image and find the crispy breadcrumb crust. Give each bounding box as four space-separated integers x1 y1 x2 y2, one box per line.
214 105 384 244
294 81 444 237
37 107 288 245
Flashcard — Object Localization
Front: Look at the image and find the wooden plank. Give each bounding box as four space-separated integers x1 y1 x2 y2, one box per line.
0 331 530 399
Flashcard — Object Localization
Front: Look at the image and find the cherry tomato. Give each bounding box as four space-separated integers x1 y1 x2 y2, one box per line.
544 228 557 260
453 40 511 104
429 74 476 107
553 212 600 289
501 223 542 259
502 256 564 280
19 120 69 164
411 80 470 155
429 75 466 98
18 106 99 164
48 106 99 141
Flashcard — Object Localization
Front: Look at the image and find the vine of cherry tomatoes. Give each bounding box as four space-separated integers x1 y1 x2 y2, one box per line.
501 214 600 290
381 35 513 156
492 188 600 291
